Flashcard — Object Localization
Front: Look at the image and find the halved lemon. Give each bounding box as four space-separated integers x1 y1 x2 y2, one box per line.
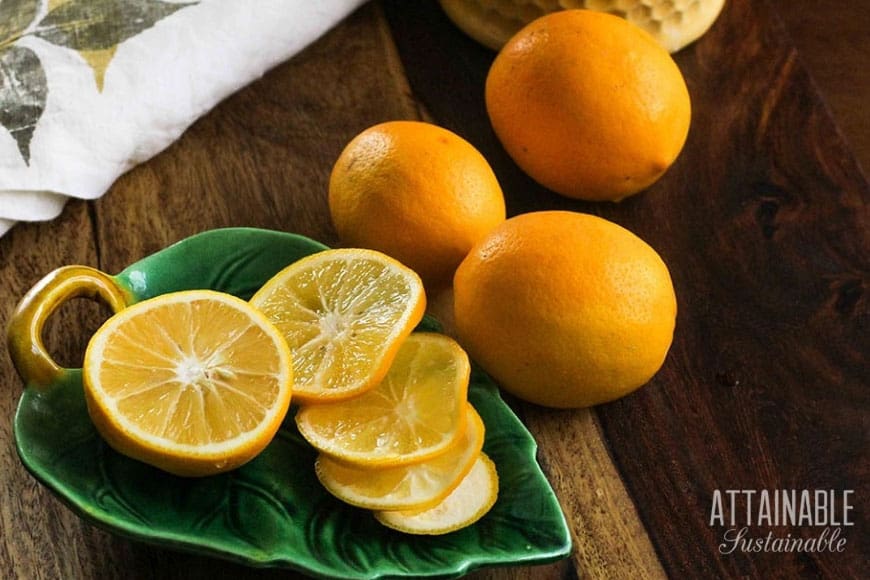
83 290 293 477
315 403 484 511
250 248 425 403
374 453 499 535
296 332 469 466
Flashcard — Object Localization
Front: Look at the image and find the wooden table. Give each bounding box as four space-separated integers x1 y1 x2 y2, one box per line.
1 1 866 578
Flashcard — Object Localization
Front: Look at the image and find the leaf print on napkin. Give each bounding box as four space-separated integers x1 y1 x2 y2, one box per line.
36 0 197 90
0 45 47 164
36 0 195 51
0 0 39 45
0 0 196 163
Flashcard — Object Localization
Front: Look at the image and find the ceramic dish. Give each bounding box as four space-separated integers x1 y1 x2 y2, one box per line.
11 227 571 578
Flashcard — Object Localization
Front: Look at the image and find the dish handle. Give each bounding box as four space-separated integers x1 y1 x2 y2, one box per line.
7 266 132 389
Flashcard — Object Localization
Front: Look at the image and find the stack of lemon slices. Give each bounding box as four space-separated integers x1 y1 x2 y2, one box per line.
250 249 499 535
83 248 499 536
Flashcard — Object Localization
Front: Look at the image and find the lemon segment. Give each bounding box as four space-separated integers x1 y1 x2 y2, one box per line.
83 290 293 477
296 333 470 466
250 249 426 403
315 404 484 511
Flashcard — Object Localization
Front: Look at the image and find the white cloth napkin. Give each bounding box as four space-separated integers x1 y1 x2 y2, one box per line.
0 0 365 237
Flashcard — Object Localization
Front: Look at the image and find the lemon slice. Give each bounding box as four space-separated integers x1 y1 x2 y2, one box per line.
250 249 425 404
315 403 484 511
296 333 469 466
83 290 293 477
374 453 499 535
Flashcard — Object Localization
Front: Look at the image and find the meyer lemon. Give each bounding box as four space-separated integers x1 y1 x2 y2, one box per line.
83 290 293 477
328 120 506 288
453 211 677 408
485 9 691 201
295 333 469 466
250 248 425 404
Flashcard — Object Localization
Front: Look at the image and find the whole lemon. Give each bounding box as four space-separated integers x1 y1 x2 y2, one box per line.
485 10 691 201
453 211 676 408
329 121 506 288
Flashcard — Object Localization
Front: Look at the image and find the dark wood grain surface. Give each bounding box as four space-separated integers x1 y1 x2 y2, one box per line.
769 0 870 174
1 1 866 578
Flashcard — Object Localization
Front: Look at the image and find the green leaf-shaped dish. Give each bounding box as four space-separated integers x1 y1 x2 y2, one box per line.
12 228 571 578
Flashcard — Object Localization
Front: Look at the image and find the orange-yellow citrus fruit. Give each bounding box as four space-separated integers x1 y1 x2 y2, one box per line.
296 332 469 466
374 453 499 535
328 120 506 288
83 290 293 477
453 211 677 408
485 9 691 201
314 403 485 511
250 248 425 404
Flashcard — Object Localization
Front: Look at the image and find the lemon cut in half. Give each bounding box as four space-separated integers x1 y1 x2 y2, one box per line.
250 249 426 404
83 290 293 477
